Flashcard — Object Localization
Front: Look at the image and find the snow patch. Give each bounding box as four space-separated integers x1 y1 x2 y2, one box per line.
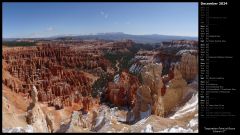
2 125 34 133
188 117 198 128
120 127 129 132
176 49 197 56
158 126 193 133
170 93 198 119
129 63 143 74
114 74 120 83
141 124 154 133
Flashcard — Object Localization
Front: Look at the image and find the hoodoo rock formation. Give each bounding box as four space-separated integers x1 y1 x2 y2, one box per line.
132 85 152 122
177 53 198 83
26 85 49 132
132 63 164 122
161 65 188 116
105 72 140 107
130 62 189 122
66 110 99 132
2 44 105 112
2 39 198 133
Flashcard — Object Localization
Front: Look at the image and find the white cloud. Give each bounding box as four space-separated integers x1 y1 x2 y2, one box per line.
100 11 109 19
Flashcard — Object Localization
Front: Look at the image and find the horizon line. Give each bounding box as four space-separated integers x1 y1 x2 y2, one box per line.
3 32 198 39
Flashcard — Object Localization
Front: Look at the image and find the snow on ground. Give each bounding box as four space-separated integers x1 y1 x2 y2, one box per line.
129 63 143 74
120 127 129 133
176 49 197 56
170 92 198 119
141 124 154 133
158 125 194 133
188 117 198 128
87 91 198 133
162 92 199 133
2 125 34 133
113 74 120 83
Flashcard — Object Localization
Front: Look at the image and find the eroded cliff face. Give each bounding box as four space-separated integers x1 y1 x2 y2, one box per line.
177 53 198 83
130 63 163 122
2 40 135 132
161 66 188 116
2 40 198 133
26 85 50 132
2 45 103 112
105 72 140 107
129 62 189 122
66 110 97 132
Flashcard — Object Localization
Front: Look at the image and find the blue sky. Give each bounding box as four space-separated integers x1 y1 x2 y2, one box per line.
3 2 198 38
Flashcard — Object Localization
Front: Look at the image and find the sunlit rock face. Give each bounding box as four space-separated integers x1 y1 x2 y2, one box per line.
130 63 163 122
140 63 164 116
161 66 188 116
105 71 140 107
130 62 189 122
177 53 198 83
2 45 102 111
26 86 49 132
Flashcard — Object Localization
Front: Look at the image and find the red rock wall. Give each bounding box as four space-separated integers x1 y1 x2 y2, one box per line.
2 44 105 111
106 72 139 107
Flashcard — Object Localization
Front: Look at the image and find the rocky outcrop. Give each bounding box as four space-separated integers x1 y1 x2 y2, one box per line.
141 63 164 116
177 53 198 83
161 66 187 116
26 85 49 132
105 72 139 107
132 85 152 121
66 111 84 132
130 62 189 122
81 96 100 113
2 44 104 110
66 110 99 132
45 114 54 133
130 63 163 122
2 39 198 133
2 40 134 113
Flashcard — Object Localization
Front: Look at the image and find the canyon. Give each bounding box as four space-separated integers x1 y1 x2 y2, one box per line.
2 39 198 133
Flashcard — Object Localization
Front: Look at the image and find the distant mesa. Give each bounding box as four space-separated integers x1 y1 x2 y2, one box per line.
3 32 197 44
